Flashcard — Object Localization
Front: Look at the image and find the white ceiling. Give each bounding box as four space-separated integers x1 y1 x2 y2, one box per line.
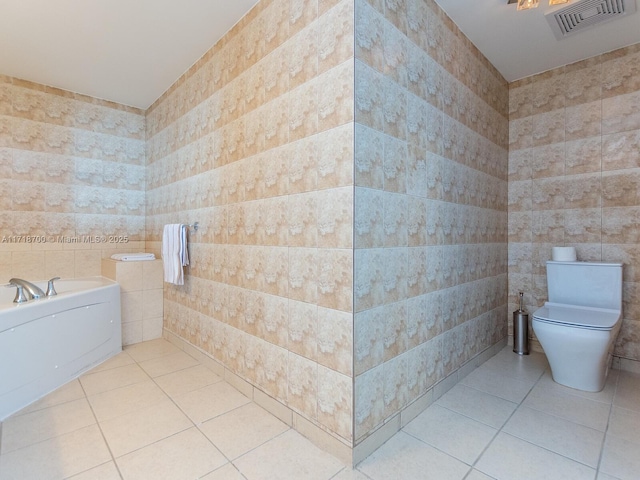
0 0 258 109
435 0 640 83
0 0 639 110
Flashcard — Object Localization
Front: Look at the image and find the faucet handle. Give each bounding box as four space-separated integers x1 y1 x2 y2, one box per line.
6 283 28 303
46 277 60 297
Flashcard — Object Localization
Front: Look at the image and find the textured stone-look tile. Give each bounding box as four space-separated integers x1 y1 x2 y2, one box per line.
355 187 385 248
354 367 385 440
286 352 318 419
316 124 354 189
318 307 353 375
532 109 565 147
602 170 640 208
355 61 385 132
355 0 385 71
355 123 384 188
288 299 318 361
603 90 640 135
318 61 355 133
318 0 354 74
602 207 640 244
531 69 565 115
317 248 353 312
317 187 353 248
603 129 640 171
564 59 601 107
602 49 640 99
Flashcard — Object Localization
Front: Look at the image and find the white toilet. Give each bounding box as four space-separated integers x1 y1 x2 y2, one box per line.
532 261 623 392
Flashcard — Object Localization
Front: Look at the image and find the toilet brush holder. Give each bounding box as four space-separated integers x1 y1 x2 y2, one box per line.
513 291 530 355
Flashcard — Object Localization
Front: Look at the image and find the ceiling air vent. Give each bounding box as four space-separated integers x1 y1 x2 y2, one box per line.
545 0 637 39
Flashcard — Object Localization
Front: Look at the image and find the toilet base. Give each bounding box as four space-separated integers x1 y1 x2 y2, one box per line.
532 318 619 393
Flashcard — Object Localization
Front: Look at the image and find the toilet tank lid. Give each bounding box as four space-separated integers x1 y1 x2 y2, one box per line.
546 261 623 267
533 302 621 330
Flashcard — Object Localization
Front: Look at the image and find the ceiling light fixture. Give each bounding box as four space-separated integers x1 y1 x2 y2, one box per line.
517 0 540 9
549 0 570 4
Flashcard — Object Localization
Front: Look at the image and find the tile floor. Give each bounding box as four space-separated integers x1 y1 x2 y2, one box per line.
1 338 639 480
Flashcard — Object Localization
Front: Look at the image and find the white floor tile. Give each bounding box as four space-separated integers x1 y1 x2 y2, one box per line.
523 382 611 431
79 363 150 397
332 467 373 480
403 404 497 465
482 350 548 383
201 463 247 480
357 431 470 480
154 364 222 398
465 470 496 480
87 379 168 422
596 472 620 480
536 370 618 405
199 402 289 460
0 425 111 480
66 461 122 480
599 434 640 480
88 351 135 374
173 381 251 424
461 364 535 403
16 379 85 416
138 350 200 378
2 338 638 480
475 432 596 480
503 406 604 468
607 407 640 444
1 398 96 453
124 338 181 363
235 430 344 480
596 472 623 480
100 398 192 457
117 427 227 480
436 384 518 429
613 371 640 413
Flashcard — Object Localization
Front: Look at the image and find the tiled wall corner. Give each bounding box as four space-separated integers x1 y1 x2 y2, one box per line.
145 0 356 446
0 75 146 282
353 0 510 445
102 258 163 345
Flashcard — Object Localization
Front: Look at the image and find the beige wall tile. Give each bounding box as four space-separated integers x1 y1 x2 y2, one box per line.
508 44 640 362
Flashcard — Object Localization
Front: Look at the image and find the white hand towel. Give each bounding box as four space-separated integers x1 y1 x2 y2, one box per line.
110 253 156 262
162 224 188 285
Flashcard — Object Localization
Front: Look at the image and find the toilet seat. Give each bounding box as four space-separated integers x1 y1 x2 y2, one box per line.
533 302 621 331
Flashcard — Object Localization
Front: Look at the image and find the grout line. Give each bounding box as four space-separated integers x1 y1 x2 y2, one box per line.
78 373 125 480
465 360 547 475
594 368 621 476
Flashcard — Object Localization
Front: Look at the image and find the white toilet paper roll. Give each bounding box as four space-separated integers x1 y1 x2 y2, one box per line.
552 246 577 262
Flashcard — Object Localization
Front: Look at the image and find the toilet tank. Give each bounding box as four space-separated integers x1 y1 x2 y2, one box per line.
546 261 623 310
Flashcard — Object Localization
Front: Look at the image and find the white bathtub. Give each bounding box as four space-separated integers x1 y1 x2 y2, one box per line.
0 276 121 420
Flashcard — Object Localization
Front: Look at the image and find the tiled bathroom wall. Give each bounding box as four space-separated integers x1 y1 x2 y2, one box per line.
508 43 640 362
144 0 356 453
0 76 146 281
353 0 509 452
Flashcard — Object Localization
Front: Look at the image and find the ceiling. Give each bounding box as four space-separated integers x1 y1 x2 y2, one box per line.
0 0 258 109
435 0 640 83
0 0 639 110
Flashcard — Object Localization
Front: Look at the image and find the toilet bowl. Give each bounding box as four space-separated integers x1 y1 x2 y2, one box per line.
532 261 623 392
